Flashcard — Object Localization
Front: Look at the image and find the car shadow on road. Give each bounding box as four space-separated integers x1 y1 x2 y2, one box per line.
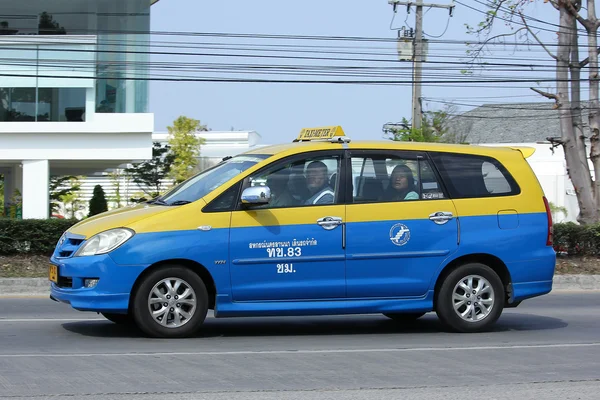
60 312 568 339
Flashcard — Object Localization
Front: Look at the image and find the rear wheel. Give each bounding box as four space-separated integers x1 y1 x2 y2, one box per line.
132 266 208 338
435 263 504 333
101 312 133 325
383 312 426 322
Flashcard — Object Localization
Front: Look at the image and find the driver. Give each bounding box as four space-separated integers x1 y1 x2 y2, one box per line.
305 161 335 205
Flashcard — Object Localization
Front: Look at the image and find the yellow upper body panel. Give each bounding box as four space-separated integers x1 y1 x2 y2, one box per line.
66 134 541 238
68 203 174 238
246 139 532 159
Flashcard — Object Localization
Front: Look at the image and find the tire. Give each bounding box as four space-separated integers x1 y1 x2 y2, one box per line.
435 263 504 333
101 312 134 325
383 312 426 322
131 266 208 338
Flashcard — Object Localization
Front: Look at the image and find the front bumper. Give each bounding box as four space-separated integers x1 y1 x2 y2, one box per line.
49 253 147 313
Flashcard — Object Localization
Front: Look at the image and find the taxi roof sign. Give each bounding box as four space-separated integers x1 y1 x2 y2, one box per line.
294 126 348 143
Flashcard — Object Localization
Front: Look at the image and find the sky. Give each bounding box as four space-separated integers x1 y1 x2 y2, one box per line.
148 0 562 145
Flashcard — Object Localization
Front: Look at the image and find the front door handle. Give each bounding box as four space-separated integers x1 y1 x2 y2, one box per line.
317 216 343 230
429 211 454 225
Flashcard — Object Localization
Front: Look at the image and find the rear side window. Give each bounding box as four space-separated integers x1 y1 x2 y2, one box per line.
429 152 520 198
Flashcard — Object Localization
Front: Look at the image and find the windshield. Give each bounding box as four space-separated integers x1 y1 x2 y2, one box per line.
155 154 271 205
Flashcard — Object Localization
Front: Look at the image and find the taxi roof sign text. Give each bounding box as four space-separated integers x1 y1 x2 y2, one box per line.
295 126 346 142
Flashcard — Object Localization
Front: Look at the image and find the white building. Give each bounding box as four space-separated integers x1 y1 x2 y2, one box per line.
0 0 157 219
153 130 264 171
57 130 266 219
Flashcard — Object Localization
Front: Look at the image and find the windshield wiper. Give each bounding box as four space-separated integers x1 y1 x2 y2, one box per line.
169 200 192 206
147 198 168 206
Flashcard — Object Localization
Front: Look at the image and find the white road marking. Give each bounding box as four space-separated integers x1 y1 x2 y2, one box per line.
0 342 599 358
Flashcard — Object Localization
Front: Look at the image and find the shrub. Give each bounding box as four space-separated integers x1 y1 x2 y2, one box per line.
0 218 79 256
88 185 108 217
553 222 600 256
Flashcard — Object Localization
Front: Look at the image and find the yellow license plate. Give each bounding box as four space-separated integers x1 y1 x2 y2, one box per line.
49 265 58 283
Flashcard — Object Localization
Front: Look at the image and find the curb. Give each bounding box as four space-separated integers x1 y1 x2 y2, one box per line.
1 275 600 297
551 274 600 291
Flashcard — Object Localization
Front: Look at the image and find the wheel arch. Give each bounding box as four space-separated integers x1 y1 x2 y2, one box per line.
129 258 217 310
433 253 513 308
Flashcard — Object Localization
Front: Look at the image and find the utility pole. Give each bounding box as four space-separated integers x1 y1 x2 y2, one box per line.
388 1 454 131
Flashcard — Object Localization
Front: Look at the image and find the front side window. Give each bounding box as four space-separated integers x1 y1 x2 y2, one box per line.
429 152 520 198
244 154 342 209
157 154 270 205
351 152 445 204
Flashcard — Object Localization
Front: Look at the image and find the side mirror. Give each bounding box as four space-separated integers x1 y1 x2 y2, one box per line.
241 186 271 205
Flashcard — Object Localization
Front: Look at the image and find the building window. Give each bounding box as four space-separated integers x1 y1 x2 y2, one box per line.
38 88 86 122
0 88 37 121
0 88 86 122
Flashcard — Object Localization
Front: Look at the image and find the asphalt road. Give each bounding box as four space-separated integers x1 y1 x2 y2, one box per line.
0 292 598 399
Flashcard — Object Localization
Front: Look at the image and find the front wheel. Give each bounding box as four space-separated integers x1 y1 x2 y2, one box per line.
132 266 208 338
435 263 504 333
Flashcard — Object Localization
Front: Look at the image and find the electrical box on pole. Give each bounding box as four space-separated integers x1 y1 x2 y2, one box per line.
397 37 429 62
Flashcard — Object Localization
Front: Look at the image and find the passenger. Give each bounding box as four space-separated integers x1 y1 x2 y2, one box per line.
383 164 419 201
305 161 335 205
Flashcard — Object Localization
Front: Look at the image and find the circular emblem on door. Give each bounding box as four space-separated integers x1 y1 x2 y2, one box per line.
389 223 410 246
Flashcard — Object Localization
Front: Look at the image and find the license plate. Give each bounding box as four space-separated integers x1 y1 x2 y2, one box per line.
49 265 58 283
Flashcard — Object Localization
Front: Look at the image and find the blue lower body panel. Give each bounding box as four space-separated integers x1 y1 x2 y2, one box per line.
49 254 148 313
50 287 131 313
214 291 435 317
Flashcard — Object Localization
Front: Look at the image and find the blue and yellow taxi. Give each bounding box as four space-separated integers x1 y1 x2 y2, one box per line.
49 126 556 337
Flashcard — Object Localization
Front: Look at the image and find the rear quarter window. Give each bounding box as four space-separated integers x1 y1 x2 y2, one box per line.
429 152 520 199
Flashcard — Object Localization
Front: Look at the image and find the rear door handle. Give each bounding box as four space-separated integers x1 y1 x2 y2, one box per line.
429 211 454 225
317 216 343 230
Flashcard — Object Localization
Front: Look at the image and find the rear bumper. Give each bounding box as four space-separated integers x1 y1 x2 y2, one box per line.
507 249 556 302
512 279 553 302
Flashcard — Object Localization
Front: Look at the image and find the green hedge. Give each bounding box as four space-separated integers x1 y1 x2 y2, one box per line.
553 222 600 256
0 218 79 256
0 218 597 257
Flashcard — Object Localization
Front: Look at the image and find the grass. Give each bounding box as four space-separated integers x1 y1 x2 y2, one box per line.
0 254 599 278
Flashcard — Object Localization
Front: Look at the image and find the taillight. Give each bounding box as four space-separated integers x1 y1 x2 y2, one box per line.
543 196 553 246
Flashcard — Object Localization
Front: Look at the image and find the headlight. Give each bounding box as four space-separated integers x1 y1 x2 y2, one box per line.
74 228 134 256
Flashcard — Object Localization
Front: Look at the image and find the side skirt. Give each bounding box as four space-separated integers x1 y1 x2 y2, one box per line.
213 291 434 318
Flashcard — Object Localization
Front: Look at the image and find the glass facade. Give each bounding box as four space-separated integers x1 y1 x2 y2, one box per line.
0 87 86 122
0 0 150 119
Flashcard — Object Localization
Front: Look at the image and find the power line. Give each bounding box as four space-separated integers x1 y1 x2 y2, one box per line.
471 0 588 34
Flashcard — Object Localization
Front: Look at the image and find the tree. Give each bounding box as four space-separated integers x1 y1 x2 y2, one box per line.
49 176 82 216
384 105 464 143
108 168 132 209
60 192 84 220
88 185 108 217
167 116 207 184
467 0 599 224
125 142 175 202
38 12 66 35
